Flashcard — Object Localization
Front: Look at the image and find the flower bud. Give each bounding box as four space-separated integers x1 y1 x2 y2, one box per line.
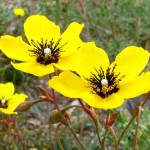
49 110 69 124
104 112 118 127
15 101 38 112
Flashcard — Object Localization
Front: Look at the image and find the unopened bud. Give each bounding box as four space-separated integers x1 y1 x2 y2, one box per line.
49 110 69 124
104 113 118 127
15 101 38 112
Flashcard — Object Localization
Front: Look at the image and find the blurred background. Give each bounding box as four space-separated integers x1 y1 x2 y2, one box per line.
0 0 150 149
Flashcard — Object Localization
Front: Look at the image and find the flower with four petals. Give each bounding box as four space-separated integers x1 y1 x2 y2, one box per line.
48 42 150 109
0 15 84 76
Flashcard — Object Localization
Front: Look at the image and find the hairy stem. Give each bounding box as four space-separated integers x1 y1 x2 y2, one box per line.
48 76 86 150
109 127 118 150
66 121 87 150
117 93 150 148
56 124 64 150
117 114 135 147
79 100 103 149
95 122 103 150
48 120 55 150
101 128 108 149
132 107 141 150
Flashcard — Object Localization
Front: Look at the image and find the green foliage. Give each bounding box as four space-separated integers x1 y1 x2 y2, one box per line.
4 68 24 85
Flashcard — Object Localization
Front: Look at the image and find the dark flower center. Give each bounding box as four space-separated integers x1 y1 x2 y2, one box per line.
29 38 66 65
86 64 125 98
0 99 8 108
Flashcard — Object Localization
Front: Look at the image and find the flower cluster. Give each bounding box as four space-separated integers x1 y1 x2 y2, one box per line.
0 15 150 111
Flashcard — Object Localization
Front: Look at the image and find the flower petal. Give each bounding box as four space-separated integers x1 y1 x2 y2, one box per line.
81 92 124 109
0 83 14 99
0 36 32 61
118 72 150 99
0 93 27 114
11 61 54 77
114 46 149 81
55 42 109 78
48 71 87 98
60 22 84 57
24 15 60 43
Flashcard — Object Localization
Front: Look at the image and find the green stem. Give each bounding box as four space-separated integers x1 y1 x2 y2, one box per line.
48 120 55 150
101 128 108 149
78 100 102 149
117 93 150 148
56 124 64 150
109 127 118 150
49 94 86 150
66 121 87 150
95 122 103 150
132 107 141 150
62 105 81 112
117 114 135 146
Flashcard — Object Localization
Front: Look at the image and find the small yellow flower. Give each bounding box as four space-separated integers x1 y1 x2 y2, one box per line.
0 82 27 114
13 8 25 16
0 15 84 76
48 42 150 109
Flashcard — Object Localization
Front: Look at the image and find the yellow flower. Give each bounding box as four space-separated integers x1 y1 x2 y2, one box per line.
48 42 150 109
0 15 84 76
0 82 27 114
13 8 25 16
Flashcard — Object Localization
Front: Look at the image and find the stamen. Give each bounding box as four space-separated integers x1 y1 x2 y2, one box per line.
86 65 125 98
29 38 67 65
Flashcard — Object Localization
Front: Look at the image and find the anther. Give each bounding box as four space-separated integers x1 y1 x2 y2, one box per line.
87 65 124 98
44 48 51 55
